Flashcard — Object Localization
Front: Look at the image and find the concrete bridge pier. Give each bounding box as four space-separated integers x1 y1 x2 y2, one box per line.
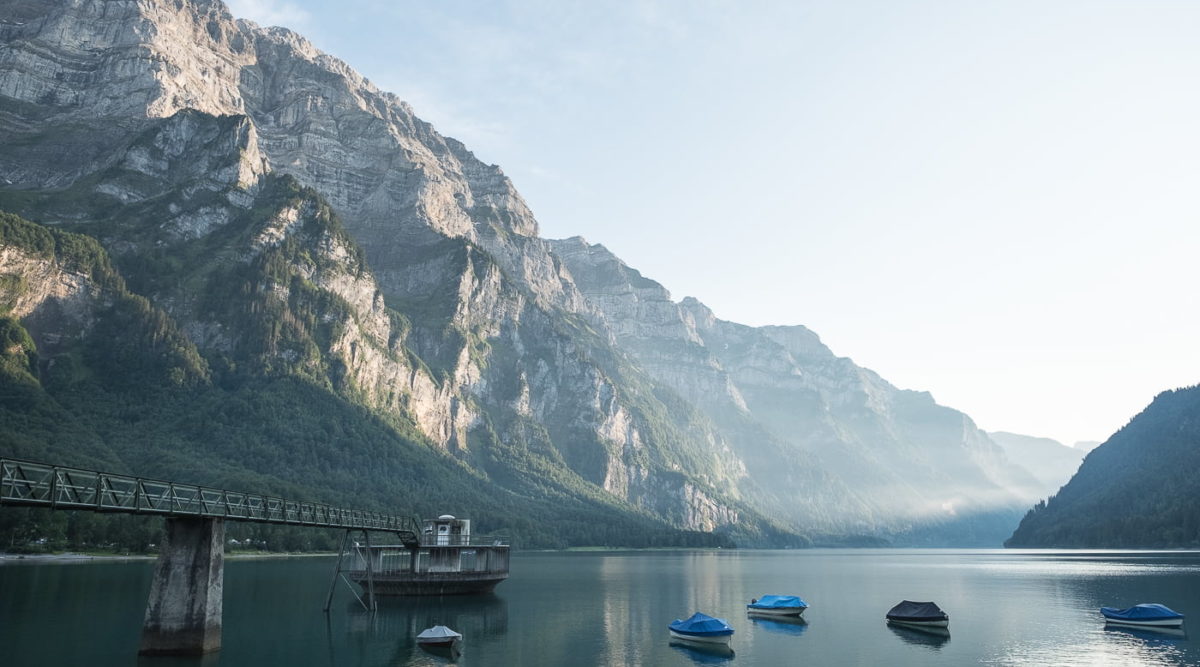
139 517 225 655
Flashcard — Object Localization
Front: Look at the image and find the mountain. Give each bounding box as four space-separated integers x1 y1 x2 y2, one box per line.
1006 386 1200 548
987 431 1083 499
1073 440 1102 453
1 0 1040 548
549 238 1043 544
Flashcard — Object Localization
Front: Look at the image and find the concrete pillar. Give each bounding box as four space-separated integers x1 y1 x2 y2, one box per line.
139 517 224 655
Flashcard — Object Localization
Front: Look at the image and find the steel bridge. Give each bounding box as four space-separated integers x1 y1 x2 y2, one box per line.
0 458 420 535
0 457 421 656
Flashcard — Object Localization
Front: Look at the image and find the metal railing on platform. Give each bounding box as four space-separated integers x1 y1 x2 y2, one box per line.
411 534 509 547
0 458 420 534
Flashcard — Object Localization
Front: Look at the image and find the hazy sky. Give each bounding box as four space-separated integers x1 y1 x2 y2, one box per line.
227 0 1200 446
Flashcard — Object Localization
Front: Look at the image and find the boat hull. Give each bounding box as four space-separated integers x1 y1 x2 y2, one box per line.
748 606 807 617
669 629 733 645
1104 618 1185 628
888 618 949 629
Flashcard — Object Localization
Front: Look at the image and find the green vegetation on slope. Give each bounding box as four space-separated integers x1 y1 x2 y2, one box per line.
0 207 734 552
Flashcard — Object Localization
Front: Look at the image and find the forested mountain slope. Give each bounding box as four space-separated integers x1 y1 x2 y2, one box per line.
1006 386 1200 548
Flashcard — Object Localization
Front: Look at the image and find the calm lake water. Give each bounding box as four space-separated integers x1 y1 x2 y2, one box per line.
2 549 1200 666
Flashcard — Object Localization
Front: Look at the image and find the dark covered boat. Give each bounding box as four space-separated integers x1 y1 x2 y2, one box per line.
669 612 735 645
886 600 949 628
1100 603 1185 628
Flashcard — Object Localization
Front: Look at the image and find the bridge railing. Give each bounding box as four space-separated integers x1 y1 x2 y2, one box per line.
0 458 420 533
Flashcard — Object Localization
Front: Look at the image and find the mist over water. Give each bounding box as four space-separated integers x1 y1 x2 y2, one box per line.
3 549 1200 666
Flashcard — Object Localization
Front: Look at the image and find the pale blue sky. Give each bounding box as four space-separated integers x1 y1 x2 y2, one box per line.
228 0 1200 446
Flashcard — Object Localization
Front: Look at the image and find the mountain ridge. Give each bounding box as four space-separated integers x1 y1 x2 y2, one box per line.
1006 385 1200 548
1 0 1045 547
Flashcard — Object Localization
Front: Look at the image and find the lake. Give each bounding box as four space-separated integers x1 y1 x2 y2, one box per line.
2 549 1199 666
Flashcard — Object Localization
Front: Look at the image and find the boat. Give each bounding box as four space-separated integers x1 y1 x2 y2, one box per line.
416 625 462 647
1100 603 1185 628
348 515 510 595
747 594 808 616
885 600 949 628
669 612 735 645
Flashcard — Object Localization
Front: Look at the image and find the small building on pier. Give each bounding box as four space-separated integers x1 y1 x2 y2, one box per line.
349 515 509 595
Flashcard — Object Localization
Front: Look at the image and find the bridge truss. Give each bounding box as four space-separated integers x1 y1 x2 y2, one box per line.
0 457 420 536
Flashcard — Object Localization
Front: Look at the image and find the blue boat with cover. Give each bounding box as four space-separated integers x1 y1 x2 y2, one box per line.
669 612 735 645
1100 603 1185 628
747 594 809 616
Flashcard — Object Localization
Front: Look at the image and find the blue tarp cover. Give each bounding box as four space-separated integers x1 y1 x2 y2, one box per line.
748 595 808 610
1100 604 1184 621
670 612 735 637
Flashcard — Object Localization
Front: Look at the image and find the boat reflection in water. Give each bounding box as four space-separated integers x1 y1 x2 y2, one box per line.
749 614 809 636
342 592 508 638
886 623 951 650
669 640 736 664
1104 624 1189 641
416 642 462 663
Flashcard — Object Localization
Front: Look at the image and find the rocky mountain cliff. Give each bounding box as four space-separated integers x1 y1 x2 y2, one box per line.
1 0 1042 546
551 237 1043 543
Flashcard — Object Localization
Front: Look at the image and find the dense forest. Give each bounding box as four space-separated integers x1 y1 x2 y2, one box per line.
0 208 748 553
1006 385 1200 548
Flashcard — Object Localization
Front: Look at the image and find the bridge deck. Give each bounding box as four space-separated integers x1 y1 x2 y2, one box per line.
0 458 419 534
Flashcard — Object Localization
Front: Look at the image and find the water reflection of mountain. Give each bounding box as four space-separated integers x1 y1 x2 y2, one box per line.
886 623 950 649
669 640 736 664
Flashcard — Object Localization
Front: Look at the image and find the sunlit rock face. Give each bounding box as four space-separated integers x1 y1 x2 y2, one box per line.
1 0 1041 544
0 0 745 536
0 244 100 348
550 237 1044 542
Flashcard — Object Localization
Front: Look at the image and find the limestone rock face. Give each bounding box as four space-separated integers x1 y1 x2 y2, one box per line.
0 244 100 352
1 0 1041 544
551 237 1044 541
0 0 746 536
1 0 580 311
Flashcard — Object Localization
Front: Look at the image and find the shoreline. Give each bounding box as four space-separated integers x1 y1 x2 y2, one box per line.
0 551 336 563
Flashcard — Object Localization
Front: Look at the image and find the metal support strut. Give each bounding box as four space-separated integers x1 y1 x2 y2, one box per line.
323 529 376 613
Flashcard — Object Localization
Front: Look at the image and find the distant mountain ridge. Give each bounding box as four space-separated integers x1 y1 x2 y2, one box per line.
987 431 1083 500
1 0 1043 546
1073 440 1102 453
1006 385 1200 548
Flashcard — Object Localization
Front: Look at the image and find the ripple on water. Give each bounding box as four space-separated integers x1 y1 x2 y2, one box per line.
985 626 1190 667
